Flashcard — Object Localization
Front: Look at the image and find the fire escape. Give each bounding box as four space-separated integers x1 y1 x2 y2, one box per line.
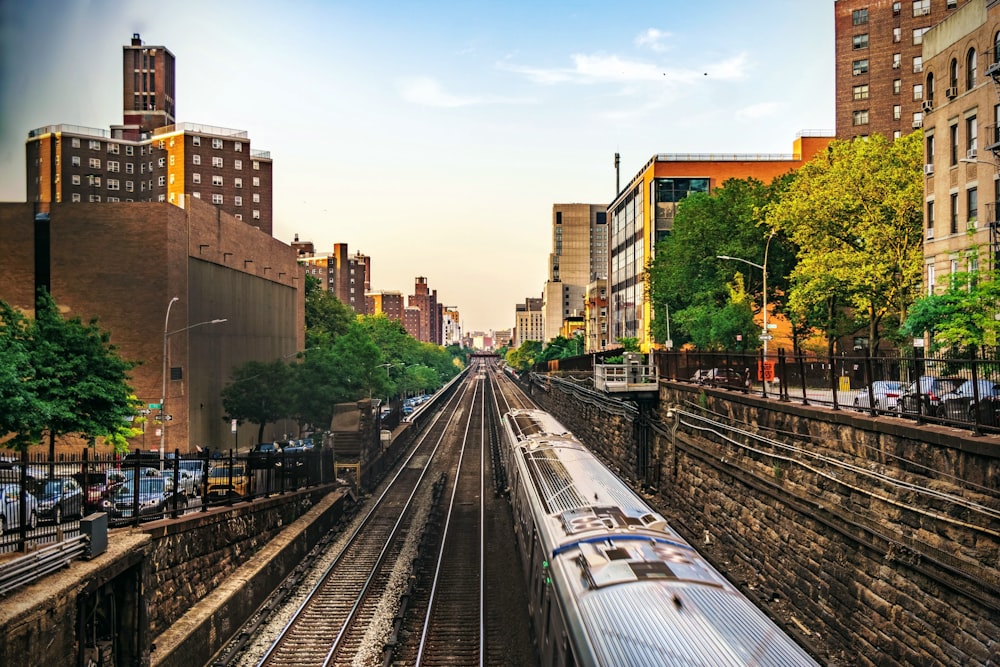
983 42 1000 270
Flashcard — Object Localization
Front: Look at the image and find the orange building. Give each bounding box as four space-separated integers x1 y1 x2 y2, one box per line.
608 132 834 351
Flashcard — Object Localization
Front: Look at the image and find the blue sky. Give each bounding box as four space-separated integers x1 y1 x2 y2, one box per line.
0 1 835 334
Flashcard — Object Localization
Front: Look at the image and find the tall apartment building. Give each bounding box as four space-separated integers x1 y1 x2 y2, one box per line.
513 296 544 347
442 307 462 346
541 203 608 343
409 276 440 344
403 306 423 340
609 133 833 352
584 279 609 353
922 0 1000 292
122 33 176 132
25 35 275 234
835 0 968 141
367 290 405 321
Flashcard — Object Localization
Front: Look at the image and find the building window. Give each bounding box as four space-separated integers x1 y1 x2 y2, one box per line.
950 193 959 234
950 123 959 165
892 53 901 69
950 58 959 88
894 105 902 120
927 134 935 164
853 8 868 25
853 34 869 50
192 173 201 184
157 194 165 202
192 154 201 165
894 79 902 95
927 264 936 295
125 145 134 156
89 194 101 202
169 173 174 185
108 160 119 172
89 157 101 169
71 156 81 167
853 59 869 75
253 193 260 203
234 142 243 152
252 177 260 187
158 176 165 187
158 157 166 167
234 196 242 206
913 84 923 100
71 138 81 148
212 156 223 168
125 163 134 174
893 27 901 43
107 179 119 190
926 199 935 234
968 115 978 154
71 193 81 202
212 138 223 149
853 84 870 101
912 0 929 17
967 48 978 90
252 161 260 170
72 174 81 185
212 175 223 186
252 210 260 220
107 143 119 155
234 159 242 170
913 56 923 73
88 140 101 150
140 162 146 174
234 177 242 188
212 194 223 204
235 214 242 220
126 181 134 192
853 110 870 126
192 136 200 146
968 187 978 227
913 28 929 45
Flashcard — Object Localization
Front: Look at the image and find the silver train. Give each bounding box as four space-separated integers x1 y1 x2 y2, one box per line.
501 408 819 667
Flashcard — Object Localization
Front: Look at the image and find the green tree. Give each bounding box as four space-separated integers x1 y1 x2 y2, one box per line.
647 176 796 350
0 301 47 450
20 291 138 456
304 274 354 348
765 132 924 353
506 340 542 372
901 268 1000 350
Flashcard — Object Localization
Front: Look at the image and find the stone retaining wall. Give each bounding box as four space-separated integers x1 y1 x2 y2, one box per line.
526 375 1000 666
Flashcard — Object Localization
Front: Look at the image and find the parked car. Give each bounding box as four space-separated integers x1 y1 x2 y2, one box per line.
175 459 206 494
936 379 1000 421
852 380 905 411
73 469 128 514
109 476 186 524
0 483 38 535
33 476 85 524
205 463 249 502
896 376 964 415
691 367 748 390
249 443 281 470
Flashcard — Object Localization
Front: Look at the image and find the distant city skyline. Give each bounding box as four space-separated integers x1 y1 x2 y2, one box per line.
0 0 835 333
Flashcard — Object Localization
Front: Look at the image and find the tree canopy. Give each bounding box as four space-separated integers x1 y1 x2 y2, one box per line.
765 132 924 353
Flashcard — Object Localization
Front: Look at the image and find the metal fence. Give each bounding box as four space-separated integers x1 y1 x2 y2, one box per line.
0 445 336 555
531 347 1000 436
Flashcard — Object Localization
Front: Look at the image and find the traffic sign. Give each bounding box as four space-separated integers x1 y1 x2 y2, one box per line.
759 334 774 341
139 409 151 415
148 403 162 409
164 415 173 421
154 413 172 421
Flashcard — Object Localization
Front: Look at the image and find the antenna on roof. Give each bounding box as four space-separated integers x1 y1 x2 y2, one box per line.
614 153 620 197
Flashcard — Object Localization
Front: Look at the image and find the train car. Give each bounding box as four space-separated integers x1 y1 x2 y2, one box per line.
501 408 819 667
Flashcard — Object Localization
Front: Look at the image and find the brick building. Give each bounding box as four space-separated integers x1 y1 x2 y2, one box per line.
0 197 305 453
835 0 969 141
366 290 404 321
408 276 439 344
24 34 275 234
293 239 371 314
609 133 834 352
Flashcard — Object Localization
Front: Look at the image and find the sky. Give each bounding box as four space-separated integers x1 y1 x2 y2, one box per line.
0 0 835 334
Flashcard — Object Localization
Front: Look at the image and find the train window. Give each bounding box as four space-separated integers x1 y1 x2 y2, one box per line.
543 595 551 641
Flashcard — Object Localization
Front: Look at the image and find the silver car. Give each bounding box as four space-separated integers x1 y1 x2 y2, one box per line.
0 483 39 535
852 380 905 411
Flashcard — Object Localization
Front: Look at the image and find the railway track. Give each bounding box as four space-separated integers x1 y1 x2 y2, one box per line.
255 370 480 667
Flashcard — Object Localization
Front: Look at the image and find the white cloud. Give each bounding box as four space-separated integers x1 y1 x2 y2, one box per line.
500 51 750 86
635 28 671 52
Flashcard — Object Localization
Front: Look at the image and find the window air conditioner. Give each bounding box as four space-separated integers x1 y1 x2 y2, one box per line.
921 100 933 112
912 118 923 128
946 86 958 98
924 163 935 175
967 148 978 160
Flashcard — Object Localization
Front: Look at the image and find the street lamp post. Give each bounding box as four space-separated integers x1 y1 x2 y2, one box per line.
717 231 775 358
160 296 227 464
